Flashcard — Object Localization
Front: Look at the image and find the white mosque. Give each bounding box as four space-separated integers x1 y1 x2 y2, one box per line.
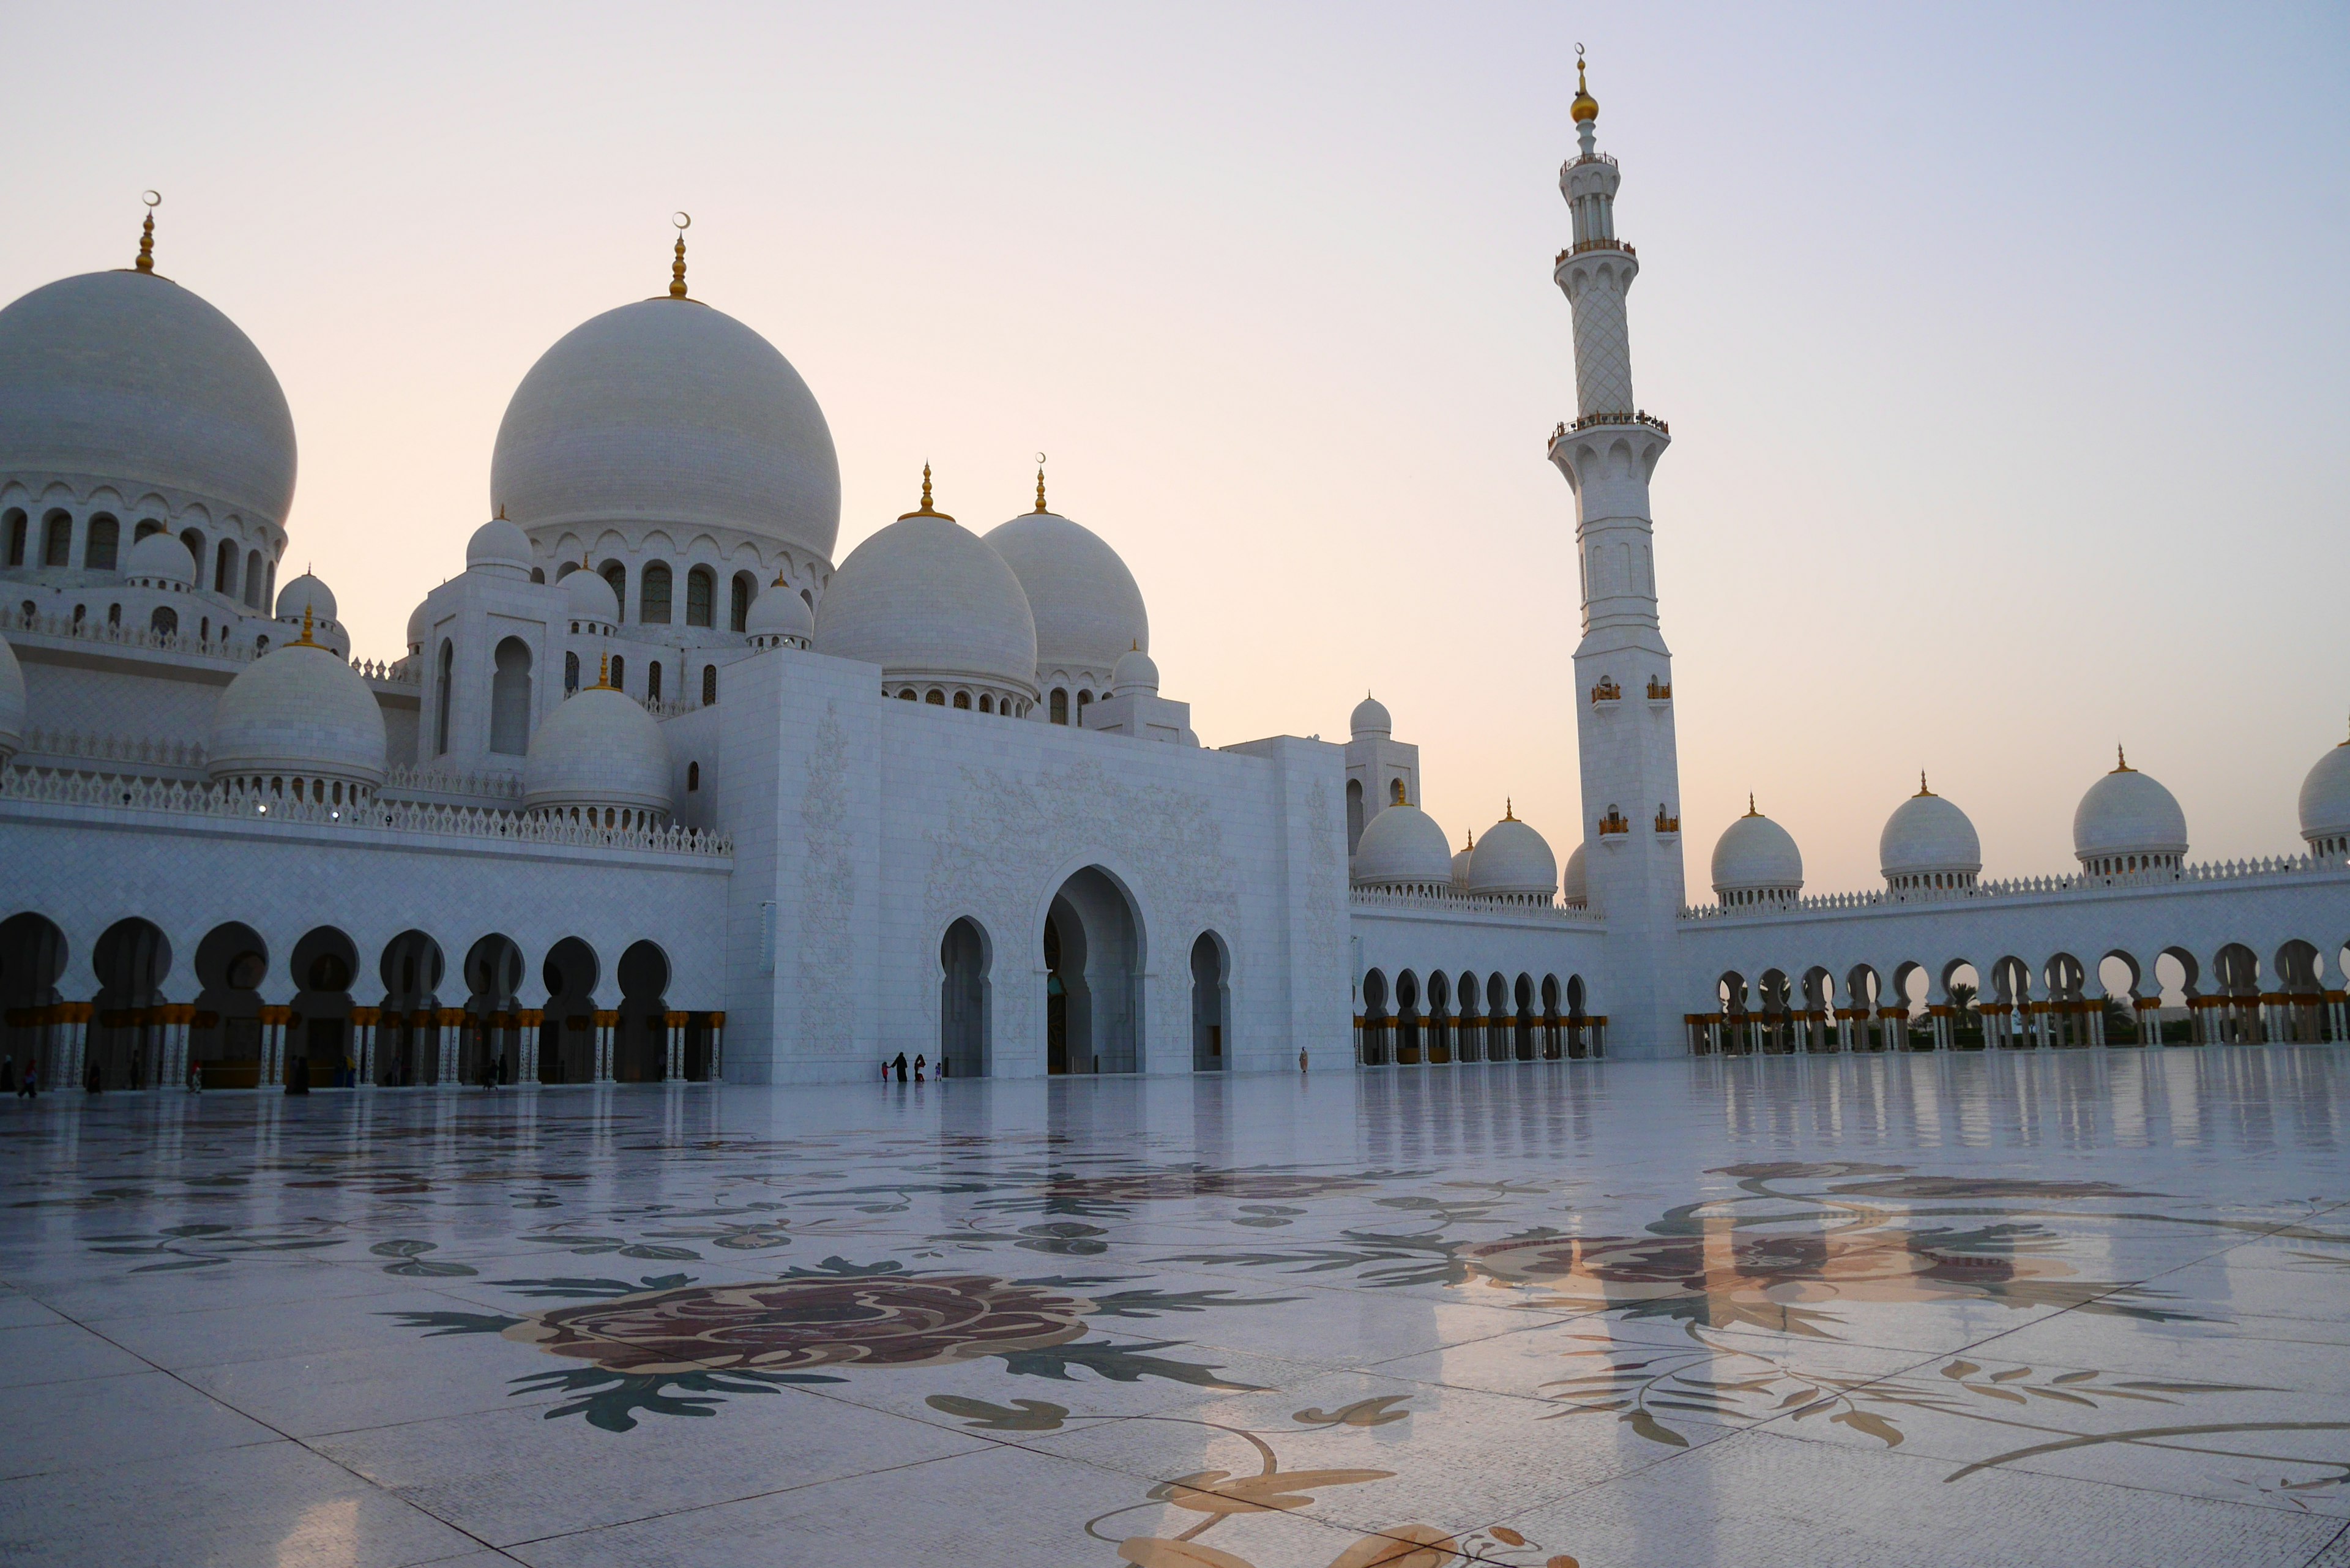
2 67 2344 1092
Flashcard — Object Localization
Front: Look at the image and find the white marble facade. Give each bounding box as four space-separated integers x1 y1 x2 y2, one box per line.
3 68 2346 1095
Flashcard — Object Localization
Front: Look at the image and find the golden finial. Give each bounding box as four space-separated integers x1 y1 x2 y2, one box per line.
133 190 160 274
2114 744 2133 773
1464 828 1474 849
1570 45 1598 124
668 212 691 299
1034 452 1049 513
1504 797 1517 821
597 653 611 689
494 503 506 520
1745 793 1759 816
899 463 953 521
293 603 318 648
1917 770 1933 797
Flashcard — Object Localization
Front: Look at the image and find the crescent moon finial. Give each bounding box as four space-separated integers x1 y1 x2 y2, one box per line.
673 211 691 231
668 214 691 299
142 189 162 209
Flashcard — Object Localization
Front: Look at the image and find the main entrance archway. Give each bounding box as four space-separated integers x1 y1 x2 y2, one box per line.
1043 867 1143 1075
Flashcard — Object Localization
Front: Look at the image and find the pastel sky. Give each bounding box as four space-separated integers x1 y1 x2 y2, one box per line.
5 2 2343 895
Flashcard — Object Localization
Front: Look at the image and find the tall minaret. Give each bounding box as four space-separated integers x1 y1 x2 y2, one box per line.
1548 54 1687 1059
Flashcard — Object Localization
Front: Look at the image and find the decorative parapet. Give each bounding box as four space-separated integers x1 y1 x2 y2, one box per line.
356 657 419 685
0 765 730 859
378 764 524 803
1590 678 1622 704
15 727 207 772
1553 411 1670 442
1350 887 1605 924
1653 805 1679 834
1679 853 2344 920
1597 807 1631 835
8 607 253 662
1554 237 1636 262
1646 677 1672 700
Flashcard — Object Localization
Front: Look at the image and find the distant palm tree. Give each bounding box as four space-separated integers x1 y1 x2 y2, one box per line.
1948 981 1977 1014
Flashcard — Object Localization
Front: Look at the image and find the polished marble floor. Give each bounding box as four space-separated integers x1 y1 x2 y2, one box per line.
4 1048 2349 1567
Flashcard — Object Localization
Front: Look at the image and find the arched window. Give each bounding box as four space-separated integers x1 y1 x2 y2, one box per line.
1389 778 1406 806
685 567 714 628
701 664 717 705
1346 779 1364 852
898 689 917 701
244 550 262 606
133 517 163 542
214 539 238 595
1075 690 1091 725
178 528 204 572
529 567 544 583
263 559 275 608
952 691 971 709
925 689 946 706
1050 688 1069 725
106 603 119 625
564 651 580 693
150 605 177 637
599 561 627 621
687 761 701 792
434 640 455 755
730 572 755 632
489 637 532 755
609 654 625 690
3 508 24 566
641 562 673 624
647 661 663 702
85 514 119 570
979 693 993 713
45 511 75 567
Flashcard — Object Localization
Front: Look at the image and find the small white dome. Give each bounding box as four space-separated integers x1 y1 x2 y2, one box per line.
1562 842 1589 908
814 492 1037 696
982 506 1148 681
2298 733 2350 849
0 631 25 761
564 566 620 625
1467 813 1559 898
465 516 534 576
1879 782 1982 881
1351 801 1453 887
207 638 387 789
124 530 195 585
1712 805 1804 898
2073 753 2188 865
1350 694 1392 738
1450 836 1476 890
405 600 427 650
1110 645 1159 696
0 271 297 525
745 580 815 643
492 298 840 564
524 685 672 818
275 572 337 623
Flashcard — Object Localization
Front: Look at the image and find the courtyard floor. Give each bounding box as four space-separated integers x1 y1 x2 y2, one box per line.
2 1049 2348 1567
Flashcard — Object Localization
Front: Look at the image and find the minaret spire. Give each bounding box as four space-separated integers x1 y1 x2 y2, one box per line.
133 190 160 275
668 212 692 299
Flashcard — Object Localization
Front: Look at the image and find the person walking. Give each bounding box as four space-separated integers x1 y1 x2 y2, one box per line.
892 1051 909 1083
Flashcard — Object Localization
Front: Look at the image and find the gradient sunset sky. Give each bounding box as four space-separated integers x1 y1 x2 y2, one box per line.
5 2 2343 894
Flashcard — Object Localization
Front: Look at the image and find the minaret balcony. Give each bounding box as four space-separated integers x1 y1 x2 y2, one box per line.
1554 237 1636 263
1551 411 1671 455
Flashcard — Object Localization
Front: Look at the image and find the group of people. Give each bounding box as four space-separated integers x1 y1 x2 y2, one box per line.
883 1052 947 1083
2 1056 34 1097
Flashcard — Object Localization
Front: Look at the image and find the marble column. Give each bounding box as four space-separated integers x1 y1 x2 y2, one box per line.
593 1010 617 1083
516 1009 543 1085
351 1007 379 1085
707 1012 725 1081
664 1011 687 1081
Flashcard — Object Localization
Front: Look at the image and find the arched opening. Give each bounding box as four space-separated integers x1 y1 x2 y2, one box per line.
244 550 262 607
214 538 238 596
640 562 673 625
941 917 991 1078
1566 973 1592 1058
952 690 971 710
1346 778 1365 856
610 654 625 691
47 511 76 567
1540 974 1562 1059
1455 969 1481 1062
149 606 177 638
599 561 627 621
2 508 24 566
86 513 119 570
191 922 269 1089
1486 974 1510 1061
1395 969 1422 1065
2043 953 2089 1048
378 930 445 1086
701 665 717 705
1050 687 1069 725
685 566 714 628
1756 968 1792 1054
1388 778 1406 807
0 913 67 1088
925 689 946 706
290 927 359 1088
565 651 580 694
1044 867 1143 1073
1191 934 1231 1072
89 918 171 1090
463 934 525 1085
489 637 532 755
1076 690 1092 725
540 938 600 1084
647 661 663 703
2275 939 2326 1043
2213 943 2261 1044
434 640 455 755
176 527 203 572
730 571 755 633
616 941 671 1081
1359 968 1390 1067
1513 973 1535 1060
1426 969 1452 1063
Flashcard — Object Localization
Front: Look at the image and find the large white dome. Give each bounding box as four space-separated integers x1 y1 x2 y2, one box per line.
0 270 296 524
2299 733 2350 852
1351 802 1453 887
0 631 25 762
2073 754 2187 867
814 488 1038 698
491 298 840 563
207 639 387 790
1466 813 1559 898
524 685 672 819
981 507 1147 682
1879 782 1981 883
1712 805 1803 899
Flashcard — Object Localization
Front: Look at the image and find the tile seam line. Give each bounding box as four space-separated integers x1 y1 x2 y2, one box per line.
2304 1517 2350 1568
0 1285 528 1565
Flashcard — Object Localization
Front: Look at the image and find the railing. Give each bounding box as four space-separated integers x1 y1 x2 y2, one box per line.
379 765 524 802
644 695 703 719
0 766 731 859
1351 887 1605 924
7 608 254 662
1555 411 1671 439
13 727 208 771
356 657 418 684
1680 852 2346 920
1563 151 1618 171
1554 237 1636 263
